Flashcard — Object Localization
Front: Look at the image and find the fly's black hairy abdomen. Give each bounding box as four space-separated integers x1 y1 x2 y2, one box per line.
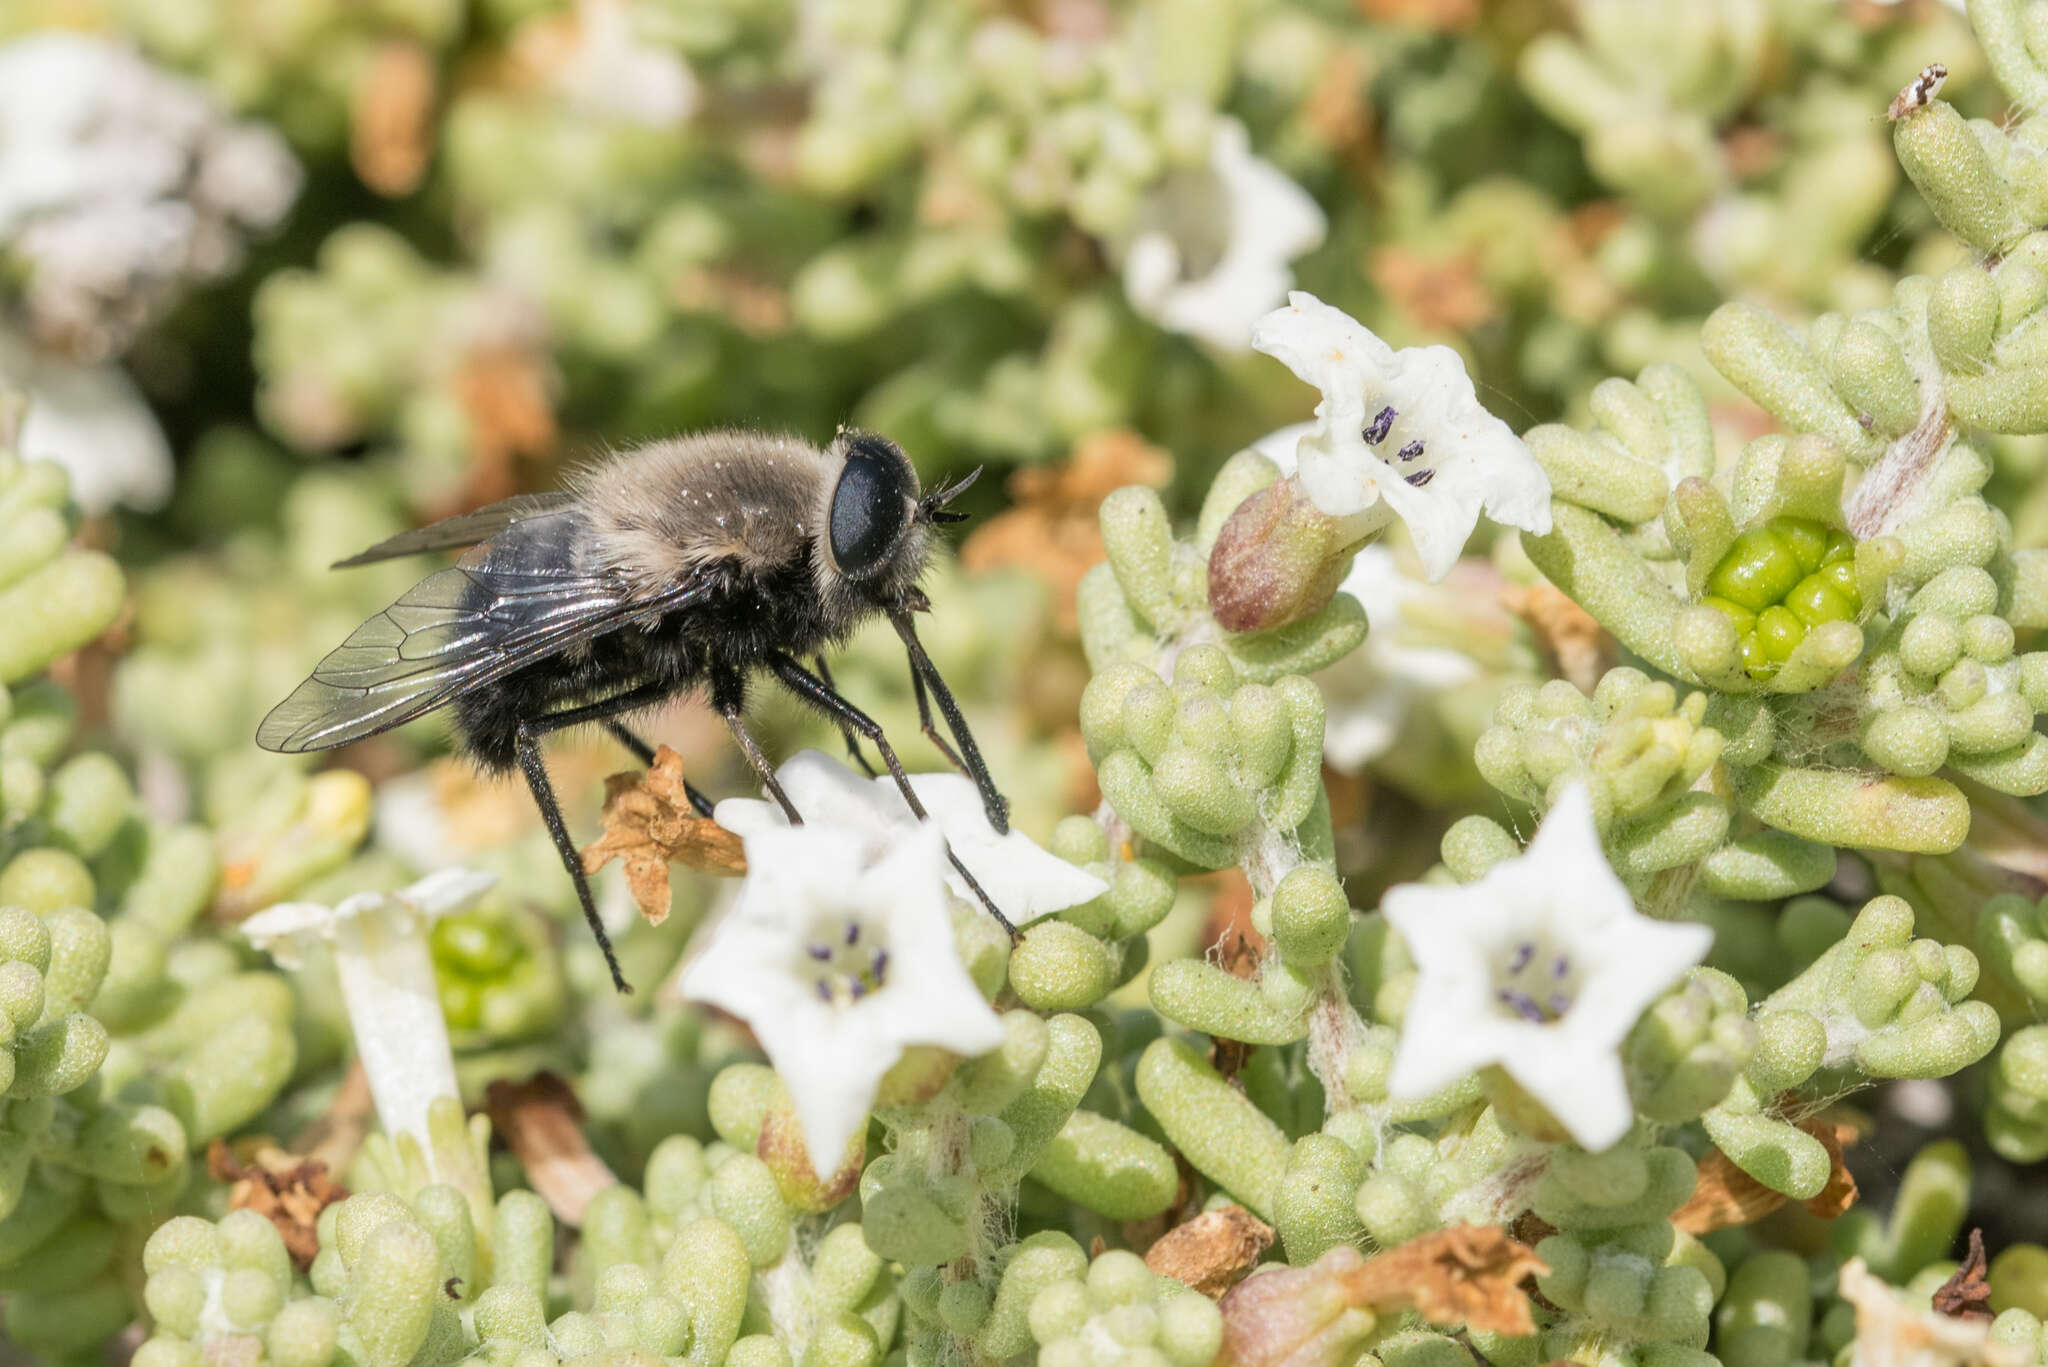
452 552 839 773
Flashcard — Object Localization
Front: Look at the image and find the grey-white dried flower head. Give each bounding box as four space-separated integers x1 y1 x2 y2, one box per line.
0 32 301 362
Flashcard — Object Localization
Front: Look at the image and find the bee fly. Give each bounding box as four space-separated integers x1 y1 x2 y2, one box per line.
257 428 1012 993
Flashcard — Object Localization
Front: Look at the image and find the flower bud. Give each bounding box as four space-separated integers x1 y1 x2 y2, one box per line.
1207 478 1355 634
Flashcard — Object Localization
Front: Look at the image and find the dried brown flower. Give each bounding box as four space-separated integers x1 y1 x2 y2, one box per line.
581 745 746 924
1933 1230 1994 1321
1145 1205 1276 1298
209 1141 349 1271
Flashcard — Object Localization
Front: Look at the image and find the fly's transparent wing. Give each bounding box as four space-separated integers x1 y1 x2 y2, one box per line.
331 492 575 568
259 512 704 753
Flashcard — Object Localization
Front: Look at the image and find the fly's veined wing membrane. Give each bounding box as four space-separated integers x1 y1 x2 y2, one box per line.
257 507 705 753
329 492 574 567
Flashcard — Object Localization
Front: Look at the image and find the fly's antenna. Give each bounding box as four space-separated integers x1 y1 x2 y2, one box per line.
920 466 982 524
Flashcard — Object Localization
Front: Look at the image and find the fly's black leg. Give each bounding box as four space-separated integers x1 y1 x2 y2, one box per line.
910 666 970 777
890 612 1009 834
599 719 714 818
712 670 801 823
516 723 631 995
601 719 656 765
815 654 879 778
769 653 1019 939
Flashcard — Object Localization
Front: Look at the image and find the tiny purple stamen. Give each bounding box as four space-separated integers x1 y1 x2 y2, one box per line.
1508 941 1535 973
872 948 890 980
1551 955 1570 980
849 980 867 1001
1395 440 1425 462
815 980 833 1002
1363 406 1397 444
845 921 861 946
807 943 831 961
1405 468 1436 487
1497 988 1545 1023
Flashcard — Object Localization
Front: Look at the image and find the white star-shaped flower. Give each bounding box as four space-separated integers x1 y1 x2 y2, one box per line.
243 869 494 1166
1122 118 1326 352
1251 291 1553 581
680 822 1006 1168
1381 785 1712 1150
714 750 1106 924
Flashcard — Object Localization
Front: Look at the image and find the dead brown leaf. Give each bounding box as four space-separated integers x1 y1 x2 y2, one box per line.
581 745 746 924
961 430 1172 631
1934 1229 1994 1321
209 1141 349 1271
1146 1205 1277 1298
1504 583 1615 696
1346 1225 1549 1337
1673 1111 1860 1234
483 1073 618 1227
351 40 437 197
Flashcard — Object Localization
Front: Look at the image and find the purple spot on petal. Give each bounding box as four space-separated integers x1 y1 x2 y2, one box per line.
872 948 890 981
1497 988 1545 1023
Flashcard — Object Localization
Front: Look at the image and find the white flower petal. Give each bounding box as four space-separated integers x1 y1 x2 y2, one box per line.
1122 119 1325 352
1380 783 1711 1151
714 750 1105 923
1252 291 1552 577
681 814 1005 1171
1 331 171 514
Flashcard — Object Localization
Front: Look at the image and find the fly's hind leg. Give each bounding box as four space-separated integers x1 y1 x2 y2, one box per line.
516 723 631 994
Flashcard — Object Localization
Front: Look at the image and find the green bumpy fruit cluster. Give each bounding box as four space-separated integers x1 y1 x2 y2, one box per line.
1700 518 1861 680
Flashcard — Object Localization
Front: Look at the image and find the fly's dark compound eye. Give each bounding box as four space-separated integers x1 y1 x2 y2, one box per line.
829 435 914 577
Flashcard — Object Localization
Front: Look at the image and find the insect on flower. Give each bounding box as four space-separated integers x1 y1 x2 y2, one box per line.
256 428 1013 993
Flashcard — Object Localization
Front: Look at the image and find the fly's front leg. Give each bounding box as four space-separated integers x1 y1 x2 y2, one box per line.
768 653 1018 937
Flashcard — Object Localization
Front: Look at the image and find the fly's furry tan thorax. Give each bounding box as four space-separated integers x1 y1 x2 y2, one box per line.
571 431 829 595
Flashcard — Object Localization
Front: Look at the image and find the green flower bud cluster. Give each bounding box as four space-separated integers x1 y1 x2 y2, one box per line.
0 628 306 1361
1024 1248 1223 1367
1077 458 1363 873
1686 898 1996 1204
1532 1145 1719 1355
1148 863 1350 1047
430 901 565 1045
1698 518 1859 681
1714 1249 1814 1367
253 225 539 474
112 0 461 152
1518 1 1762 220
1462 670 1782 902
0 424 124 687
1985 1025 2048 1164
792 2 1221 235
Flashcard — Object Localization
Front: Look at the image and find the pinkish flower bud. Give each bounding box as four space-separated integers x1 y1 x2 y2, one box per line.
1208 477 1357 633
